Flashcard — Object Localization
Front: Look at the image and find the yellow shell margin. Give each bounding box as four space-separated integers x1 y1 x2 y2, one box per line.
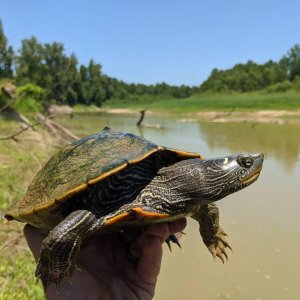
5 147 202 221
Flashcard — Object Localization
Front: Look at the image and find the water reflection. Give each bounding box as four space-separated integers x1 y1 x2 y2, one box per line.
198 121 300 172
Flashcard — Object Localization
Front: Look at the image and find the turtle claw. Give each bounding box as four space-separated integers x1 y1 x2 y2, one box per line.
166 239 172 252
216 252 225 264
165 234 182 252
208 228 232 263
36 257 75 290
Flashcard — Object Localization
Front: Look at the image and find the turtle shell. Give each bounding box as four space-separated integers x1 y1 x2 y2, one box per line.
4 127 201 227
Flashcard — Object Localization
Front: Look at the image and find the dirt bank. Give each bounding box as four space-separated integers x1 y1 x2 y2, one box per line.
99 108 300 124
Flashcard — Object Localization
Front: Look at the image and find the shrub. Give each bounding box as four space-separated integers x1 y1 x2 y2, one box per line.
265 80 293 93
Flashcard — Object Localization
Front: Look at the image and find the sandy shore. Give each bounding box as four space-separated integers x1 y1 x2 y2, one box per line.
99 108 300 124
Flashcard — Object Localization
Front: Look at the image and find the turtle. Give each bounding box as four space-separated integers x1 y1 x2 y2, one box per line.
3 127 264 289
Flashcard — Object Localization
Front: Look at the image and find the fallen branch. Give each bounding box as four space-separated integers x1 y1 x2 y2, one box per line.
0 113 78 142
37 113 78 141
0 114 56 141
0 98 16 113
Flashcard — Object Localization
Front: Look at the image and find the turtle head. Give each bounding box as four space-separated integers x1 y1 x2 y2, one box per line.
141 152 263 214
195 153 264 202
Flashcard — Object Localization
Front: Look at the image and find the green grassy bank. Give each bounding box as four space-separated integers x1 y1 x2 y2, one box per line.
101 91 300 113
0 119 56 299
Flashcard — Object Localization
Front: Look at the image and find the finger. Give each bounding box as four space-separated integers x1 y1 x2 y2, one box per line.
168 218 187 234
130 223 170 258
122 228 143 244
23 225 46 261
131 223 170 285
143 223 170 244
136 234 162 285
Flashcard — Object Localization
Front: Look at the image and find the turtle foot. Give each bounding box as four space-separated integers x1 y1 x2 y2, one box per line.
208 228 232 263
36 256 75 290
35 230 80 290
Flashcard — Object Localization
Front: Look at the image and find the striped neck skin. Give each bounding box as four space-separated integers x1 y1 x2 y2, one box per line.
139 153 264 214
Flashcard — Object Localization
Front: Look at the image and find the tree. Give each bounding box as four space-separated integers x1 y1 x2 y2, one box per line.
0 20 14 78
199 59 288 93
16 37 46 86
43 42 75 104
16 39 80 105
65 53 80 105
75 60 108 106
280 44 300 80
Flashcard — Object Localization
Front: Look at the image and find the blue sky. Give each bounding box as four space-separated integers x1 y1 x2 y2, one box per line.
2 1 300 86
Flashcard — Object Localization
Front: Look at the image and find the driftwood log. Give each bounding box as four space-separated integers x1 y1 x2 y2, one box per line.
36 113 78 142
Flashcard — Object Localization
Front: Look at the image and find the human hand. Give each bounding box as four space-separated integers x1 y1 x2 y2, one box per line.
24 218 186 300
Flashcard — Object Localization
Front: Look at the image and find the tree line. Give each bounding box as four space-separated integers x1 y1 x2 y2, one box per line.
0 20 195 108
1 18 300 109
199 50 300 93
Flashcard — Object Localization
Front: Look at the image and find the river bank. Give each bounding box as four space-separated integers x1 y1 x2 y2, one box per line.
93 108 300 125
72 91 300 124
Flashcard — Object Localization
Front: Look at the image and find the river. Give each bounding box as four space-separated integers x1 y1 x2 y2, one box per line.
58 112 300 300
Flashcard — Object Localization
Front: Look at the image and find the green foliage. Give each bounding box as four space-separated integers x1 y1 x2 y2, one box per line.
76 60 107 106
10 84 44 114
280 44 300 80
265 80 293 93
16 38 80 105
13 97 43 114
292 76 300 91
200 44 300 94
15 37 46 86
17 83 45 100
200 60 287 93
0 20 14 79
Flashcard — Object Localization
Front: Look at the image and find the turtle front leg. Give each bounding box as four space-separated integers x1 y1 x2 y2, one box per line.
36 210 104 289
192 203 232 263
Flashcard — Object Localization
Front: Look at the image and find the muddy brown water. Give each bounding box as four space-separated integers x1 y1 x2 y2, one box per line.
58 113 300 300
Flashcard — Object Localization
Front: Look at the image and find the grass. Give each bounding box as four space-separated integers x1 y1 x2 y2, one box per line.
102 91 300 113
73 104 101 113
0 118 57 299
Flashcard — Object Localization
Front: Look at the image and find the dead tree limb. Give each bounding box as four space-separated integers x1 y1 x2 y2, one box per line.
36 113 78 141
137 109 147 126
0 99 16 113
0 114 56 141
0 113 78 142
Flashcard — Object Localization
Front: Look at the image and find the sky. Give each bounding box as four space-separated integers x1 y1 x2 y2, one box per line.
1 0 300 86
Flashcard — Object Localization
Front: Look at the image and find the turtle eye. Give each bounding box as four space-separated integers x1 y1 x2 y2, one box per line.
241 157 253 168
